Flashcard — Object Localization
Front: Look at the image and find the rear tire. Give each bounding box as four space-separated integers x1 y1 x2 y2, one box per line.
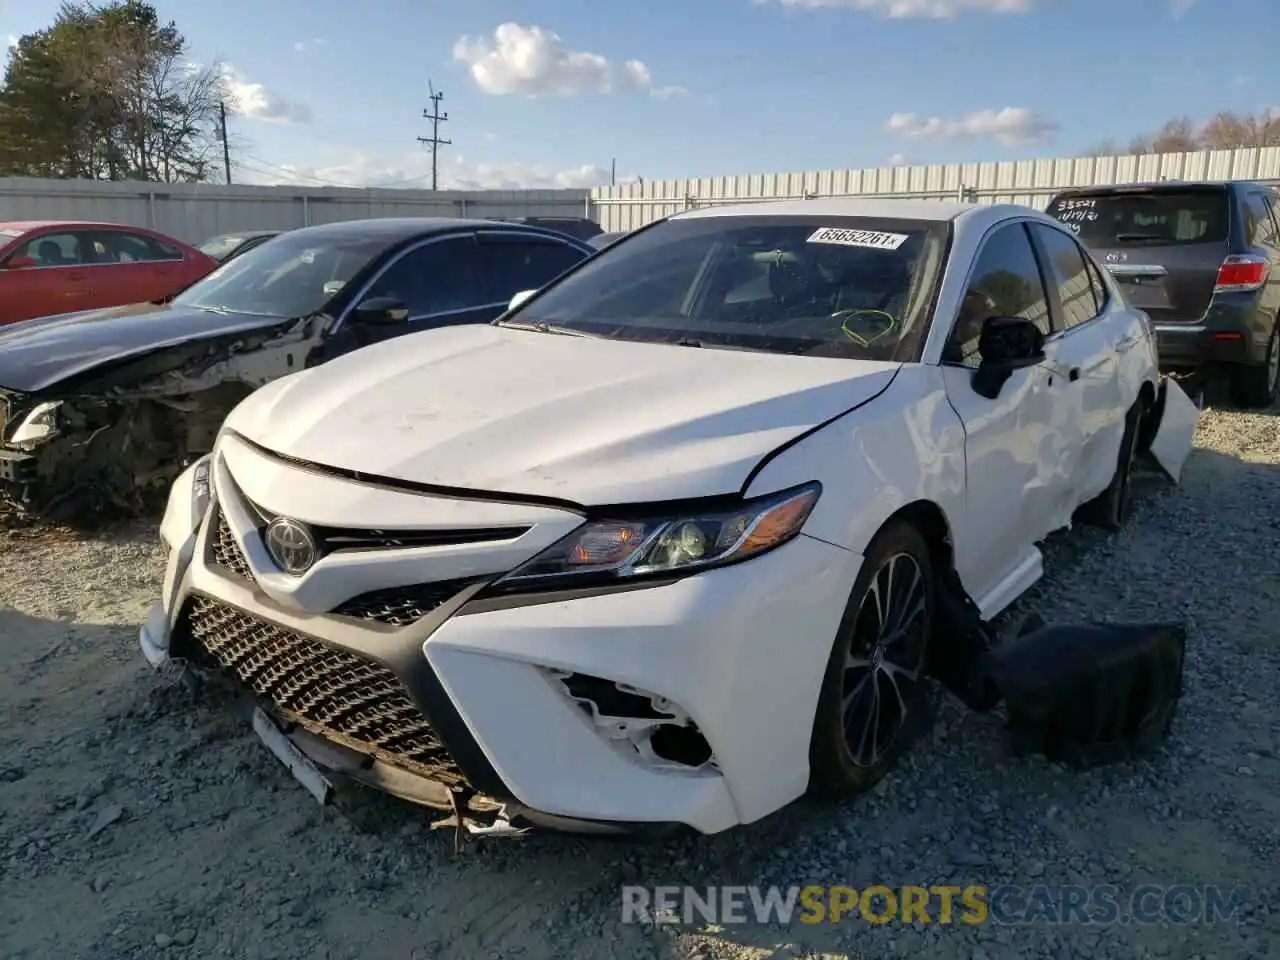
1079 400 1141 531
1228 325 1280 409
809 520 934 798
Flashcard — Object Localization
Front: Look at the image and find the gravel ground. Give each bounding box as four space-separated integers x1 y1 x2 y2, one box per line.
1 403 1278 960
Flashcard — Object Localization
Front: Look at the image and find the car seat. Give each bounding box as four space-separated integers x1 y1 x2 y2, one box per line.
35 240 69 266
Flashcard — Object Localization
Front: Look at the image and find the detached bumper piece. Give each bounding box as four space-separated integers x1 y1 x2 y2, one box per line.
972 617 1187 767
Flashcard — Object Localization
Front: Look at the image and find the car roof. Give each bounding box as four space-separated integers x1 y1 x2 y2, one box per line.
0 220 169 232
281 216 587 244
671 197 979 223
216 230 283 240
1049 180 1254 195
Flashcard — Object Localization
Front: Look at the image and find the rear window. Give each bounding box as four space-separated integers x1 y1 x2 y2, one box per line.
1047 190 1228 247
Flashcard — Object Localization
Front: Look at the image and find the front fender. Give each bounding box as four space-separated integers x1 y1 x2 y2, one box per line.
744 366 967 563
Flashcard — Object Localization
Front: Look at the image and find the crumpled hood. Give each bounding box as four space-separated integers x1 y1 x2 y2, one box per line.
0 302 293 394
225 323 900 505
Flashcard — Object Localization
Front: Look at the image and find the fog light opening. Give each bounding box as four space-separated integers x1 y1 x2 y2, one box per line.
648 724 713 768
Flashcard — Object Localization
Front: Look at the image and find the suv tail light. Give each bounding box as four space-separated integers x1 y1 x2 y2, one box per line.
1214 255 1269 293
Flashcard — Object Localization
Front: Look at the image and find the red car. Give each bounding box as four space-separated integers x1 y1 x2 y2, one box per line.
0 220 218 326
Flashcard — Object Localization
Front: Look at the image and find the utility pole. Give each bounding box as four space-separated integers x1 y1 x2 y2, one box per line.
416 81 451 191
610 158 616 186
219 100 231 185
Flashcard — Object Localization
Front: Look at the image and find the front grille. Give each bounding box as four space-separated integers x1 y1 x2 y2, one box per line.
333 578 484 626
211 510 254 582
209 506 486 625
185 596 466 786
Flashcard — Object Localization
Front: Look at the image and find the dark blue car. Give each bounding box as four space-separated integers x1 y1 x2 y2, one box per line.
0 217 594 521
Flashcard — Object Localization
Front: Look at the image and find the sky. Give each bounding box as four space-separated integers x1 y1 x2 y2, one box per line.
1 0 1277 190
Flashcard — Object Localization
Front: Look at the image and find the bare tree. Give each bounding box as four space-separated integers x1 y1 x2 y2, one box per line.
1081 139 1120 157
1200 110 1280 149
1149 117 1199 154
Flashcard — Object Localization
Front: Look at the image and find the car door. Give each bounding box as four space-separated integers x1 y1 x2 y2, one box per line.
87 229 188 307
330 234 488 353
939 221 1078 607
1027 221 1128 505
472 230 590 308
1 229 96 322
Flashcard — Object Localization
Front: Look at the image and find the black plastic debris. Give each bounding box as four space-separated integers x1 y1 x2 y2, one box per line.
928 568 1002 712
973 620 1186 768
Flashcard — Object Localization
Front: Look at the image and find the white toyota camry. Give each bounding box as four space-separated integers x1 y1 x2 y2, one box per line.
139 198 1198 839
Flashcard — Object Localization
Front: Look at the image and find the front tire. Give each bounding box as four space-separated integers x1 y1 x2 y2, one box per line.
809 520 934 798
1228 324 1279 409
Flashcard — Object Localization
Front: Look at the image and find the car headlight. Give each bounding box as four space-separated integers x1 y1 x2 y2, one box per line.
9 401 61 446
496 481 821 591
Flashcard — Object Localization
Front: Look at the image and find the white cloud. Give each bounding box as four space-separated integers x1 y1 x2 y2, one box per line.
293 38 325 52
239 151 615 191
886 106 1058 146
6 34 17 50
888 152 909 165
757 0 1031 17
220 65 313 124
452 23 686 98
1170 0 1195 16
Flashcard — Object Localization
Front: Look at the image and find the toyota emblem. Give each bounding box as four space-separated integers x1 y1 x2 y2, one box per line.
264 517 318 575
1105 251 1127 263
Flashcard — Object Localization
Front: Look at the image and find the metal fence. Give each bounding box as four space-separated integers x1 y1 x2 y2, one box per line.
589 146 1280 232
0 177 594 244
8 145 1280 242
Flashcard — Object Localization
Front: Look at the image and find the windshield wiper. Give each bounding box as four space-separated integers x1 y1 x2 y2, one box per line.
673 337 703 347
1114 233 1169 242
498 320 607 339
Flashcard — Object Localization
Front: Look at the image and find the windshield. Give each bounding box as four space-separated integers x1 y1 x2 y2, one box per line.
1047 190 1229 247
173 233 391 318
503 215 948 361
198 235 249 261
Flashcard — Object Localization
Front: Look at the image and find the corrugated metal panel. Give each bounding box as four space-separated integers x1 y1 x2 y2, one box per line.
0 177 594 243
590 146 1280 230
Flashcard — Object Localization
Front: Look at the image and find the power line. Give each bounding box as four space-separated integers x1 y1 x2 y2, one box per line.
416 80 451 191
238 153 437 190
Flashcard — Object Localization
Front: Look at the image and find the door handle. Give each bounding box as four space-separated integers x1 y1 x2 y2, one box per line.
1115 334 1140 353
1068 367 1080 382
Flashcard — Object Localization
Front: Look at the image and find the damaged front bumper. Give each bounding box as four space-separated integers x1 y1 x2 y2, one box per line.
139 452 866 843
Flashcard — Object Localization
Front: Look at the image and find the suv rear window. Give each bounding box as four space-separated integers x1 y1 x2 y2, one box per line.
1047 190 1228 247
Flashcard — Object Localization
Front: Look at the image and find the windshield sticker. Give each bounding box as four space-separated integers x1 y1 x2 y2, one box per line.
807 227 909 250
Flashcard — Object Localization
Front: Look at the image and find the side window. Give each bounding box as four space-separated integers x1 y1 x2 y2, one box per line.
475 237 588 305
92 231 184 263
945 223 1052 366
363 238 478 317
1243 192 1278 248
1084 253 1110 312
1030 223 1100 329
15 232 88 267
1251 192 1280 249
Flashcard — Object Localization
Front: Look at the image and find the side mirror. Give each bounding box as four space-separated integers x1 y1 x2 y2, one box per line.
508 289 537 312
350 296 409 325
971 316 1046 400
5 255 37 269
